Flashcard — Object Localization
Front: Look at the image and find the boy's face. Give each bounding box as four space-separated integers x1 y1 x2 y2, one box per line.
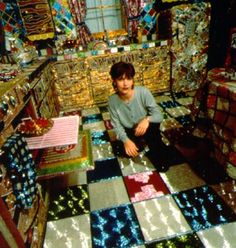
114 74 134 95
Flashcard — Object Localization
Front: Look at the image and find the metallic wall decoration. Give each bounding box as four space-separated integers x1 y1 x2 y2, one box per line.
18 0 55 41
51 45 170 111
170 2 211 92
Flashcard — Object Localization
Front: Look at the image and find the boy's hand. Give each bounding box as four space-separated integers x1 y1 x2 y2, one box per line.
124 139 139 157
135 117 149 136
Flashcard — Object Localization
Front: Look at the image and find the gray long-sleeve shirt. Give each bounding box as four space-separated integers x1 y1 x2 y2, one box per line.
108 86 163 142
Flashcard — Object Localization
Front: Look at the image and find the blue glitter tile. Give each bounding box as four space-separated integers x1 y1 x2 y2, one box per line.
173 185 236 232
90 204 144 248
175 115 194 127
158 100 180 109
146 232 204 248
47 185 90 221
92 131 110 145
82 113 103 125
87 158 122 183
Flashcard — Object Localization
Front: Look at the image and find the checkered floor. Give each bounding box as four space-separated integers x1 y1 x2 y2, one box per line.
43 93 236 248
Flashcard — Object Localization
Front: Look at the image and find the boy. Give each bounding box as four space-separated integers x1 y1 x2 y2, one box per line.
108 61 169 172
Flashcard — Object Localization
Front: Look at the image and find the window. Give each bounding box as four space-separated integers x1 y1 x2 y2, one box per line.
85 0 123 33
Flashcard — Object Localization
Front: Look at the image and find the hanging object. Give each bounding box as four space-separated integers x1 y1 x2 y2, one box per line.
139 2 158 36
0 1 25 37
67 0 93 48
51 1 75 35
122 0 142 41
17 0 55 41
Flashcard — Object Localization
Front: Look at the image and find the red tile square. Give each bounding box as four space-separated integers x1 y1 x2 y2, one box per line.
123 171 169 203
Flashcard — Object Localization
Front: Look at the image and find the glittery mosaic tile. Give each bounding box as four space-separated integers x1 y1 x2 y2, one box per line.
91 130 110 145
87 158 122 183
101 112 111 120
47 185 90 221
82 121 106 132
211 180 236 213
44 215 92 248
118 155 156 176
88 177 130 211
146 232 204 248
197 222 236 248
44 93 236 247
158 100 181 109
160 163 205 193
133 195 191 242
81 107 101 116
82 114 103 125
123 171 169 203
90 204 144 248
92 143 114 161
173 185 236 232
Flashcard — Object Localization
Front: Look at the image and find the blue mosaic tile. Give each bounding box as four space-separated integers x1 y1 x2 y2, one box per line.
158 100 181 109
175 115 194 127
92 131 110 145
90 204 144 248
173 185 236 232
87 158 122 183
82 114 103 124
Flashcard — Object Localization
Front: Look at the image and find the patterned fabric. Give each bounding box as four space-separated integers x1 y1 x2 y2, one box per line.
122 0 142 38
0 1 25 37
1 133 37 209
18 0 55 41
206 68 236 176
67 0 93 47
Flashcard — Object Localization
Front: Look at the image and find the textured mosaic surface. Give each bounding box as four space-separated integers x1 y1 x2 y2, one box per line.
44 94 236 248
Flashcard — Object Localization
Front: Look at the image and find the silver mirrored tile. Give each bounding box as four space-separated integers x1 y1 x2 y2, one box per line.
160 163 205 193
81 107 100 116
82 121 106 132
197 222 236 248
133 195 191 242
88 177 130 211
44 214 91 248
118 155 156 177
92 143 114 161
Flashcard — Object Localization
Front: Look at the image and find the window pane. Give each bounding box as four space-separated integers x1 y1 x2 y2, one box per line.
103 8 122 31
103 0 119 5
87 0 99 8
85 0 122 33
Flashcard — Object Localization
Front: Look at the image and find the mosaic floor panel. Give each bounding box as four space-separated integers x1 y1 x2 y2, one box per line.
44 93 236 248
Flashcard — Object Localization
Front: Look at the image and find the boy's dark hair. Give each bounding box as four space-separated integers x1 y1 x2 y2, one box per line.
110 61 135 80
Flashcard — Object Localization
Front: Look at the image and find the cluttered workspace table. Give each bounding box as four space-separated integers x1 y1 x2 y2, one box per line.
206 67 236 179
